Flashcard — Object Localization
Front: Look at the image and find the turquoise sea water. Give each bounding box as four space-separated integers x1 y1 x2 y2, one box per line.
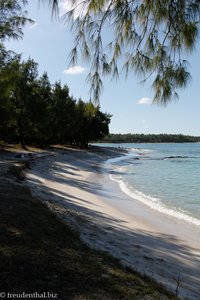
101 143 200 226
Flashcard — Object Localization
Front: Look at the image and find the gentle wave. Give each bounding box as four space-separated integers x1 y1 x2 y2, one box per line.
109 173 200 226
105 151 200 227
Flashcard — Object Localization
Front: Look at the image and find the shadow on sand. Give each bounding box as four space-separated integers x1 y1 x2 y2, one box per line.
26 148 200 300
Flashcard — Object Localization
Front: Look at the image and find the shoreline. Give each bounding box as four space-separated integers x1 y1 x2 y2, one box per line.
25 146 200 299
105 151 200 227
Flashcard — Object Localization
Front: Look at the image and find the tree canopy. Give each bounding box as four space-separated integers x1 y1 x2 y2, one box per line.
0 54 111 148
0 0 33 41
0 1 111 148
44 0 200 105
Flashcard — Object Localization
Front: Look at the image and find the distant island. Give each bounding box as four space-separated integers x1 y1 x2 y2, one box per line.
101 133 200 143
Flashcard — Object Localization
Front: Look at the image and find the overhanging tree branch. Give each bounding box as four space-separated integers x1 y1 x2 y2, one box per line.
42 0 200 105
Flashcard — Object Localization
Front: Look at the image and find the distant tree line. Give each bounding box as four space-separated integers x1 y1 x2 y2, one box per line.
0 47 111 148
101 133 200 143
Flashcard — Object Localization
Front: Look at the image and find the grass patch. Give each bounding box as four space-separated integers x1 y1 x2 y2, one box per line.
0 162 178 299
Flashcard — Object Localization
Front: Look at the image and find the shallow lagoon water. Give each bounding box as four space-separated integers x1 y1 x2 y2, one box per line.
100 143 200 226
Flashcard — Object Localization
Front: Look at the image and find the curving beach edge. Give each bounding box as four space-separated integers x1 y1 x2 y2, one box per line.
24 146 200 300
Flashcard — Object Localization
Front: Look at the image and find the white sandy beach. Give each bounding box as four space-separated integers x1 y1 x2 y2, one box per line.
25 147 200 300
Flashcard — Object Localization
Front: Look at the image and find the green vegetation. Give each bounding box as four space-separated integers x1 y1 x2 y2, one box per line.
0 52 110 148
0 0 33 40
0 51 111 148
101 133 200 143
0 158 178 299
0 2 190 298
0 1 111 148
47 0 200 104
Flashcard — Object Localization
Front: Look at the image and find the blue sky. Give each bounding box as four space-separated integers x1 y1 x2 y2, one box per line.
5 1 200 135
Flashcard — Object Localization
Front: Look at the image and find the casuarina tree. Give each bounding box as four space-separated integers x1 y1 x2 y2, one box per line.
42 0 200 105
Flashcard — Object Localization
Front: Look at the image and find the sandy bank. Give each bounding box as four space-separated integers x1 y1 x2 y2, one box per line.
25 146 200 300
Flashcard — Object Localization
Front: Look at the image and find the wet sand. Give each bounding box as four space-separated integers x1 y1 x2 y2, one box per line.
25 147 200 300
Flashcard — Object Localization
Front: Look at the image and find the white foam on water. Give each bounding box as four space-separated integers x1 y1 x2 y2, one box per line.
105 152 200 227
109 173 200 226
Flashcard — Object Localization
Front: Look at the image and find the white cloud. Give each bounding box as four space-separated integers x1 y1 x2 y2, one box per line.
59 0 87 19
138 97 152 105
59 0 72 14
59 0 112 19
63 66 86 75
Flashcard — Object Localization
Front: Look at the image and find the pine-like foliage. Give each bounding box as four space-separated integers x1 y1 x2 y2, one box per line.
0 0 33 41
45 0 200 105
